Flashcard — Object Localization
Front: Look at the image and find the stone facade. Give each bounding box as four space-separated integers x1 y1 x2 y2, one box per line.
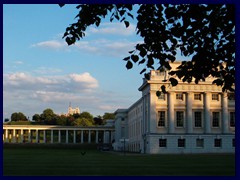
113 62 235 154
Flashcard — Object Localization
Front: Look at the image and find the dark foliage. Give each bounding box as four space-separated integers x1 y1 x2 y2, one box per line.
60 4 235 93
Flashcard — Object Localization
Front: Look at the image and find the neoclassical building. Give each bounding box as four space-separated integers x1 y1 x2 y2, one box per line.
113 61 235 154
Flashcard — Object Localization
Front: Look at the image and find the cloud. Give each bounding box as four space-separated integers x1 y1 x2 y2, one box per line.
89 22 136 36
31 40 66 49
14 61 23 64
33 67 62 75
3 72 99 93
75 39 140 57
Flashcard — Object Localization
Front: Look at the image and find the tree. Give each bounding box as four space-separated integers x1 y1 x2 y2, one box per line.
59 4 235 93
102 113 115 120
32 114 41 122
72 118 94 126
40 108 56 125
11 112 27 121
93 116 103 125
79 111 94 121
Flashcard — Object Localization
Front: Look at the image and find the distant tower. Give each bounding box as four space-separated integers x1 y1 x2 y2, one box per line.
67 102 80 116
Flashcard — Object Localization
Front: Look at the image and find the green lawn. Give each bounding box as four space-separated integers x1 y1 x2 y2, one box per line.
3 144 235 176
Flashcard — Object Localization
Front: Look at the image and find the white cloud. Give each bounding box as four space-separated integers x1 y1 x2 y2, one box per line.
69 73 99 89
33 67 62 75
31 40 66 49
89 22 136 36
3 72 99 93
14 61 23 64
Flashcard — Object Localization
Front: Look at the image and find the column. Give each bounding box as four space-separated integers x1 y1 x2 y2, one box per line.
12 129 16 143
73 130 76 144
5 129 9 143
20 129 24 143
95 130 99 143
43 130 46 143
36 130 39 143
66 130 69 143
58 130 61 143
28 129 31 143
3 130 5 142
204 92 211 134
222 92 229 134
81 130 83 143
88 130 91 143
168 92 175 133
186 92 193 133
150 91 157 133
51 130 53 143
103 131 106 143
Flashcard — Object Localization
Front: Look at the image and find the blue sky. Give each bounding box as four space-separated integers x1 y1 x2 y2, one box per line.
3 4 189 120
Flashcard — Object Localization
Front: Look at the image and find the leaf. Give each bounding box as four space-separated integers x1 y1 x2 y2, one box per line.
144 73 150 80
138 58 146 65
212 79 223 86
126 61 133 69
123 56 130 61
131 55 139 63
161 85 167 94
127 12 134 19
139 49 147 57
169 77 178 86
156 91 161 97
59 4 65 7
124 21 130 28
140 68 146 74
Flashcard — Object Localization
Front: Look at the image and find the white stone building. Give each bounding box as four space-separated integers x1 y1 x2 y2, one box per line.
67 103 80 116
113 61 235 154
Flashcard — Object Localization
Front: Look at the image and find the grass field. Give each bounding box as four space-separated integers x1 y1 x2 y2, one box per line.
3 144 235 176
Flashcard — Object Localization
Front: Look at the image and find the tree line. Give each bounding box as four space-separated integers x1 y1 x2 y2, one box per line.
5 108 115 126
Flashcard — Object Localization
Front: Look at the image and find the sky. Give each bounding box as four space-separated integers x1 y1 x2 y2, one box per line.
3 4 189 120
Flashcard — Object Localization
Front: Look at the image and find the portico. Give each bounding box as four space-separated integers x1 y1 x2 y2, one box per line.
3 125 114 144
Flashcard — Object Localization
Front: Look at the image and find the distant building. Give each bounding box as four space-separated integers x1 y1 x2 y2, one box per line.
113 61 235 154
67 103 80 116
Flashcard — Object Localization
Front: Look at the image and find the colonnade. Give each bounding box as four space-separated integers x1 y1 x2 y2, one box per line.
3 125 114 144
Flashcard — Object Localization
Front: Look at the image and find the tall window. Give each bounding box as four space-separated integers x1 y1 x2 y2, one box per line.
230 112 235 127
228 93 235 100
232 139 235 147
159 139 167 147
212 112 220 127
178 139 185 148
176 111 184 127
196 138 204 148
214 138 222 147
194 93 201 100
212 93 219 101
158 111 165 127
176 93 183 100
194 111 202 127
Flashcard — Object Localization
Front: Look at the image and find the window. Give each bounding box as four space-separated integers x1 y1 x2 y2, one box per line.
196 138 204 148
228 93 235 100
178 139 185 148
232 139 235 147
176 111 184 127
121 127 125 138
176 93 183 100
194 93 201 100
212 93 219 101
158 111 165 127
159 139 167 147
194 111 202 127
214 139 222 147
158 93 165 100
230 112 235 127
212 112 220 127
